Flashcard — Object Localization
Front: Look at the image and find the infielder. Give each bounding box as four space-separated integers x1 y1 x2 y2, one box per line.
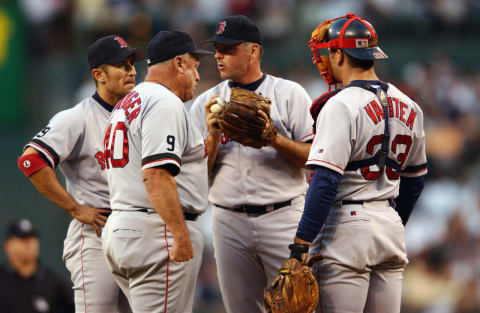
189 15 314 313
291 14 428 313
101 30 212 313
18 35 144 313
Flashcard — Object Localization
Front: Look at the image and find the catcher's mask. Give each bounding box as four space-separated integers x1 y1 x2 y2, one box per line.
309 13 388 90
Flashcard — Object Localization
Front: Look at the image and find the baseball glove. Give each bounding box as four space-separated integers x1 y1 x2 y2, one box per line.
264 247 321 313
219 87 277 149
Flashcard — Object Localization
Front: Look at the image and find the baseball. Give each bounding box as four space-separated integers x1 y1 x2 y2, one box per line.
210 103 223 114
215 97 226 107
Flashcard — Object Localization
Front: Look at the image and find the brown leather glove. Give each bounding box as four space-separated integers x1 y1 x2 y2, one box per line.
264 245 321 313
219 87 277 149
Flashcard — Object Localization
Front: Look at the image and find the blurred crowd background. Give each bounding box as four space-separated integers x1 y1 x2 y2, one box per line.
1 0 479 312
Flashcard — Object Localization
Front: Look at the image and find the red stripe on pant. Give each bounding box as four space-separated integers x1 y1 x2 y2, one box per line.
163 225 170 313
80 224 87 313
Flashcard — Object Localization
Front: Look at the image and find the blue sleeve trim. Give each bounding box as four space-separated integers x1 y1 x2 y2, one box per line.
394 175 425 225
295 166 342 242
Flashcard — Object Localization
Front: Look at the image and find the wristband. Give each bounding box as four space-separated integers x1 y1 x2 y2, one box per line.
288 243 309 262
18 153 48 177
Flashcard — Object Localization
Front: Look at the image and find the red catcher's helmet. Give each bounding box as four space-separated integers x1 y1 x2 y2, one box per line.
309 13 387 90
310 13 388 61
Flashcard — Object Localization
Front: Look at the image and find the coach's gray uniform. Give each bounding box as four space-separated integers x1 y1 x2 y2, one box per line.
307 83 427 313
102 82 208 313
190 74 313 313
25 94 130 313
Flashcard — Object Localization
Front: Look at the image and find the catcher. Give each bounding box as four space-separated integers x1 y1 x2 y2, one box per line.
285 13 426 313
189 14 314 313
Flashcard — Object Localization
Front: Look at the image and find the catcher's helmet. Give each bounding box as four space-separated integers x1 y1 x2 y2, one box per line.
326 15 388 60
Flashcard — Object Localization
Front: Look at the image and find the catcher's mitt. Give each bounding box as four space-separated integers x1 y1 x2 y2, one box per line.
265 251 321 313
219 87 277 149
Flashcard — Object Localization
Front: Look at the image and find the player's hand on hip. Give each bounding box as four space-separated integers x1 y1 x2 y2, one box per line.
70 205 109 237
205 96 222 138
170 236 194 262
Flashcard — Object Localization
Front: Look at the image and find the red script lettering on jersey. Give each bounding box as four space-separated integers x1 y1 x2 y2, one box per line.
114 91 142 125
363 97 417 130
94 151 108 170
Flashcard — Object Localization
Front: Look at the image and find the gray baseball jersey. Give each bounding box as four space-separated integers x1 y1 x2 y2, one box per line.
190 74 314 206
26 95 111 209
307 82 427 197
102 81 207 313
307 82 427 313
105 82 208 214
25 94 131 313
189 74 313 313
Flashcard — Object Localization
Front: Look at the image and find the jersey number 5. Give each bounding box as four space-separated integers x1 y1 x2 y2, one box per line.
362 134 412 180
103 122 129 168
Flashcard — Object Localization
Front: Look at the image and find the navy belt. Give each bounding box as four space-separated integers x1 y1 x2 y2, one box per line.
341 199 396 208
135 209 199 221
215 199 292 215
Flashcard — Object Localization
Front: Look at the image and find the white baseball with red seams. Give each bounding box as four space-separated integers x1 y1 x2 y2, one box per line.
210 97 226 113
215 97 226 107
210 104 223 114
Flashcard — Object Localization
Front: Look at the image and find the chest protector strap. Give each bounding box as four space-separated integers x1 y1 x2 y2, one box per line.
344 81 401 172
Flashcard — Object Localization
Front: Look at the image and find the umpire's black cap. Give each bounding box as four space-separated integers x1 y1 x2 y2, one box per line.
87 35 145 70
146 30 213 66
203 15 262 45
5 219 38 239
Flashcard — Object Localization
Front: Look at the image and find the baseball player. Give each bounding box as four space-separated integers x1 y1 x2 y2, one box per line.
189 15 314 313
17 35 144 313
101 31 212 313
290 14 428 313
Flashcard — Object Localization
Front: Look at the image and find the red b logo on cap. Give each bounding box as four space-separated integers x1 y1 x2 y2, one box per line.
216 21 226 34
114 36 128 48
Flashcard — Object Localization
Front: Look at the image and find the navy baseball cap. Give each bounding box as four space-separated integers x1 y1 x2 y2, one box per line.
146 30 213 66
87 35 145 70
6 219 38 239
204 15 262 45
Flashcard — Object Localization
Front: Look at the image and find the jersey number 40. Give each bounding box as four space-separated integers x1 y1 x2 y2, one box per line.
96 122 129 169
97 121 177 170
